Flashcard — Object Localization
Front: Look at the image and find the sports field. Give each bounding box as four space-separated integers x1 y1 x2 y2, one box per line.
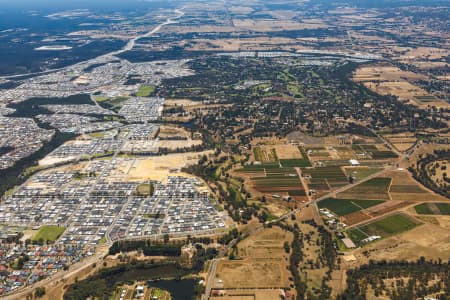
347 213 421 244
318 198 384 216
32 225 66 243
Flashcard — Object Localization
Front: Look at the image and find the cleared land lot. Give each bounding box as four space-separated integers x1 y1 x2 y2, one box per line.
347 213 421 245
126 151 213 182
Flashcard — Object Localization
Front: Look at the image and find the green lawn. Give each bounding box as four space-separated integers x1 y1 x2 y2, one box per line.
136 85 155 97
33 225 66 243
318 198 384 216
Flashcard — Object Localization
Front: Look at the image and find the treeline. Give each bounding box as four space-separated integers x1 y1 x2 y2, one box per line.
409 149 450 198
109 240 182 256
276 219 336 299
337 258 450 299
64 261 190 300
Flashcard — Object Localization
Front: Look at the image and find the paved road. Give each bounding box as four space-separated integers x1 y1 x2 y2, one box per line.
204 258 219 299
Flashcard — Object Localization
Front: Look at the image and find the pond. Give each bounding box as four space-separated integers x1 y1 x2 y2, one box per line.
148 278 197 300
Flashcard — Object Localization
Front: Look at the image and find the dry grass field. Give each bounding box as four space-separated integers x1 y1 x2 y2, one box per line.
210 289 283 300
352 221 450 262
353 64 448 108
273 144 302 159
214 227 292 290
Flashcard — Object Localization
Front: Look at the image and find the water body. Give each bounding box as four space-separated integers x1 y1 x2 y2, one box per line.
148 279 196 300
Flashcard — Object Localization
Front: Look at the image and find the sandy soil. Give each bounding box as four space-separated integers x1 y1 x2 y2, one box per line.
125 151 213 182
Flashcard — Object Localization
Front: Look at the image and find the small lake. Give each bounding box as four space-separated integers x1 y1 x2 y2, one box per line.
148 278 196 300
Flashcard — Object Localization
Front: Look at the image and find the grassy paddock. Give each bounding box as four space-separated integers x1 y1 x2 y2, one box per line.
347 213 421 245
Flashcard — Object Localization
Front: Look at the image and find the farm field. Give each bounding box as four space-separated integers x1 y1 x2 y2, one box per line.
365 201 413 217
385 169 443 201
352 144 398 160
414 203 450 215
237 149 308 199
253 146 278 163
347 213 421 245
303 166 348 190
338 177 392 200
32 225 66 243
280 158 311 168
318 198 384 216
